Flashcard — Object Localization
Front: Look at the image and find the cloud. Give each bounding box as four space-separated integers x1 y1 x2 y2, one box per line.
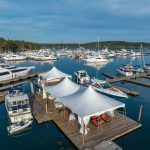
0 0 150 42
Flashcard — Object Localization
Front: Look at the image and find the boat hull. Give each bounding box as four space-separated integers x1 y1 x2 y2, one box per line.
116 69 133 76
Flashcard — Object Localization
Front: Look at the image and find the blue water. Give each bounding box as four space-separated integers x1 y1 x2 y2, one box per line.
0 55 150 150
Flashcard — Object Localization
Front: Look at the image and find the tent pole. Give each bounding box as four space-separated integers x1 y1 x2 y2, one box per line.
46 96 48 113
124 107 126 120
82 118 85 148
98 113 100 131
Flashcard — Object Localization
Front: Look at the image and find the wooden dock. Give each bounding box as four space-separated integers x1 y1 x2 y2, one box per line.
0 92 6 103
31 95 142 150
101 72 140 96
102 72 150 84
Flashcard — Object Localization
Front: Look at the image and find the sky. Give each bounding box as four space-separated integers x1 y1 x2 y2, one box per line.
0 0 150 43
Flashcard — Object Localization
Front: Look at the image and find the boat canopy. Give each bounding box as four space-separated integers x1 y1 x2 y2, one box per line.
43 77 85 98
39 66 72 81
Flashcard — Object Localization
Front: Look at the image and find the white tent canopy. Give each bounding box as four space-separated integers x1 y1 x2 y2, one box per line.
43 77 85 98
58 86 125 134
59 86 125 118
39 66 72 82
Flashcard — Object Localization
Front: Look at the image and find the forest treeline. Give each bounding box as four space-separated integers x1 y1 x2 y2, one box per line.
0 37 40 52
0 37 150 52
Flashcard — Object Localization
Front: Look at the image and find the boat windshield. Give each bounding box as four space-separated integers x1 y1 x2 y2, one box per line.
80 72 87 77
101 83 111 89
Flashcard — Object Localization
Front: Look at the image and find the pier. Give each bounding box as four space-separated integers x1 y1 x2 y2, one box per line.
31 95 142 150
102 72 150 96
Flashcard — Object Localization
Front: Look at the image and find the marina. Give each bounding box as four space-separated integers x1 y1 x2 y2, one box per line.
0 53 150 150
1 1 150 149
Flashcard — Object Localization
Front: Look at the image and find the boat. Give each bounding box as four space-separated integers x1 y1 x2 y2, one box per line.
75 70 128 98
34 54 58 61
83 54 108 63
5 88 33 124
7 119 32 135
116 65 133 76
0 63 35 82
91 78 128 98
144 64 150 72
3 54 27 61
74 70 90 85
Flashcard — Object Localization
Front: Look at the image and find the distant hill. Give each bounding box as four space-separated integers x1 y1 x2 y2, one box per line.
0 37 40 52
41 41 150 49
0 37 150 52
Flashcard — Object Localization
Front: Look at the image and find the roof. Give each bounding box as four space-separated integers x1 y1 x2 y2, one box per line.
39 66 72 81
5 94 28 102
59 86 125 118
44 77 85 98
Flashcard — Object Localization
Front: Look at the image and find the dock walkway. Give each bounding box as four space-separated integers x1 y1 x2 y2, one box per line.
32 95 142 150
0 92 6 103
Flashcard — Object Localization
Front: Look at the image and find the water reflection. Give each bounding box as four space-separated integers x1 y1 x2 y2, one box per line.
84 61 108 70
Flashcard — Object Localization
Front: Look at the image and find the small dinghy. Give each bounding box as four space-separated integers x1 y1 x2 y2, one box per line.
7 119 32 135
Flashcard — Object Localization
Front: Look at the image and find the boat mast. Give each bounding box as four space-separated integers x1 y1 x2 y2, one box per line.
141 44 145 66
98 36 100 51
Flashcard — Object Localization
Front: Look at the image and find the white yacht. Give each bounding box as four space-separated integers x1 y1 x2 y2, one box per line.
83 55 108 63
74 70 90 84
130 50 141 57
74 70 128 98
5 88 33 124
3 54 27 61
34 54 58 61
91 78 128 98
116 65 133 76
0 63 35 82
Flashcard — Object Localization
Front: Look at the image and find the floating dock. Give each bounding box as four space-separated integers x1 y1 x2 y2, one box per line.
102 72 150 95
0 92 6 103
102 72 150 86
101 72 140 96
31 95 142 150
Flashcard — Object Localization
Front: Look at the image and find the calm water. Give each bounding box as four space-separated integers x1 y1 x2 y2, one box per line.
0 54 150 150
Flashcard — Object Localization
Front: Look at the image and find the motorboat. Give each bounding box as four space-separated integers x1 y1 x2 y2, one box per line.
83 55 108 63
116 65 133 76
3 54 27 61
74 70 127 98
7 119 32 135
5 88 33 124
130 50 141 57
91 78 128 98
0 63 35 82
74 70 90 85
34 54 58 61
144 64 150 72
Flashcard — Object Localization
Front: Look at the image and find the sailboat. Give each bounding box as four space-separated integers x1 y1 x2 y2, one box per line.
117 46 144 76
141 44 150 72
83 37 108 63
